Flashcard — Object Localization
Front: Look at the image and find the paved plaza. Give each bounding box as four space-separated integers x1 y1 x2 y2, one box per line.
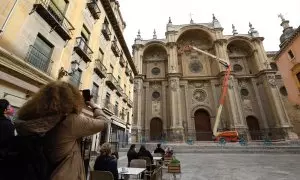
117 153 300 180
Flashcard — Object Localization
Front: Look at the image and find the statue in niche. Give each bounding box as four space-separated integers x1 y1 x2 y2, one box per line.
243 99 253 111
170 79 178 91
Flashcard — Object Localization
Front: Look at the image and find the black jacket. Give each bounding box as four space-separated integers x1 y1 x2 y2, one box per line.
94 155 118 180
127 149 138 166
154 147 165 155
138 150 153 164
0 115 14 144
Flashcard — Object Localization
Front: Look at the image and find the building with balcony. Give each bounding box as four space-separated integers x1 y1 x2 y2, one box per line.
0 0 136 153
274 16 300 135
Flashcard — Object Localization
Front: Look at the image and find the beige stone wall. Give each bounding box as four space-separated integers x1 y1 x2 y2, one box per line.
0 0 135 149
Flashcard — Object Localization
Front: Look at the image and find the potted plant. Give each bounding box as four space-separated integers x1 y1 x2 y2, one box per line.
168 157 181 173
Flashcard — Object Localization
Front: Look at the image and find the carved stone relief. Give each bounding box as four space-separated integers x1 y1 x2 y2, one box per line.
170 79 179 91
193 89 207 102
267 75 277 88
144 51 167 61
134 80 141 94
152 101 161 116
243 99 253 111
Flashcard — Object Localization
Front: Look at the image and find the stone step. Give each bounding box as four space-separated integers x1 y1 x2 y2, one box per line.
118 141 300 153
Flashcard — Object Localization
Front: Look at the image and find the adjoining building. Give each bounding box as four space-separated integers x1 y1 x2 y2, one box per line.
274 15 300 135
0 0 136 153
132 16 299 142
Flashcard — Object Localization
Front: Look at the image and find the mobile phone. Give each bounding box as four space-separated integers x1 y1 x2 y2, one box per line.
82 89 91 102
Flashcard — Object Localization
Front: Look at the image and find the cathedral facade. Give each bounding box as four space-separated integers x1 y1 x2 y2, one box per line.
131 16 299 142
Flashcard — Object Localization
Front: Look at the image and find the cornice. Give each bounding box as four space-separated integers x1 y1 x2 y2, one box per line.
100 0 138 75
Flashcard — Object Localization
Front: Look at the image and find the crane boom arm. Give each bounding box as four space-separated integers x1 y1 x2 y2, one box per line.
186 46 231 137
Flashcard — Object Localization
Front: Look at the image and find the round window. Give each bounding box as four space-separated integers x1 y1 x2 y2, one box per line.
280 87 288 96
241 88 249 96
189 60 203 73
151 67 160 75
152 91 160 99
233 64 243 72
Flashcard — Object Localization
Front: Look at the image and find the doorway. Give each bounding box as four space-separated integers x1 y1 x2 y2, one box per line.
246 116 261 140
150 118 163 141
194 109 212 141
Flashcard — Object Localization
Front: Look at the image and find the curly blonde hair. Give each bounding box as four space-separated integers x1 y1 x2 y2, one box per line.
100 142 112 156
18 81 84 120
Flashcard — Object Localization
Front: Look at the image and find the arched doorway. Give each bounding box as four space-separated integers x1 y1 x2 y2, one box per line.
246 116 261 140
150 118 163 141
194 109 212 141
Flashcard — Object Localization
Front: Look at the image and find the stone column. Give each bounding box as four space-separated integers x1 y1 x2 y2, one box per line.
132 76 144 142
251 78 268 129
162 81 167 130
144 82 150 141
252 38 268 71
263 73 298 139
168 75 184 141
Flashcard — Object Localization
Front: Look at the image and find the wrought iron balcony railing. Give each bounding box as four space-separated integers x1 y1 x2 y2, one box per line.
111 41 120 57
125 66 131 76
25 45 53 75
119 55 125 67
103 98 114 115
74 37 93 62
102 23 111 40
122 93 128 103
94 59 107 78
116 84 123 97
114 106 118 116
106 73 118 90
32 0 75 41
87 0 101 19
128 99 133 108
129 74 134 83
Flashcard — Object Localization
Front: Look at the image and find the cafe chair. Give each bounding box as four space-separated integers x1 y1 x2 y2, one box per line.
90 171 114 180
130 159 146 168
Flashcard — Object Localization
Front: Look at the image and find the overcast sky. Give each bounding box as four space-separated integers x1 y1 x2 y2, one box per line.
118 0 300 52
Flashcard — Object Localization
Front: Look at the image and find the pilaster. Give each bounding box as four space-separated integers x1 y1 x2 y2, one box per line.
251 78 268 129
263 73 298 139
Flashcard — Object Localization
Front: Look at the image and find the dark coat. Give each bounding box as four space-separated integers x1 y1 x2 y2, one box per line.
138 150 153 164
0 115 14 144
154 147 165 155
127 149 138 166
94 155 118 180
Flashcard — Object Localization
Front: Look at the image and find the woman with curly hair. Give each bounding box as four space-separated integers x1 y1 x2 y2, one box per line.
94 142 118 180
15 81 109 180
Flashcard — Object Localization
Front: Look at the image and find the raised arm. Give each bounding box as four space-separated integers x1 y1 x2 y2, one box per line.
70 107 108 138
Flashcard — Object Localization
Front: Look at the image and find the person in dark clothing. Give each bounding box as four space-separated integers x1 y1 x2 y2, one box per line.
137 145 153 164
0 99 15 144
154 144 165 155
94 143 118 180
127 144 138 167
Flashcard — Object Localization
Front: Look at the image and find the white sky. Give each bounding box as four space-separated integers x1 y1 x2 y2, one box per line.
118 0 300 52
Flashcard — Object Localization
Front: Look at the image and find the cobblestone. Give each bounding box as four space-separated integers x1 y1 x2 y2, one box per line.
117 153 300 180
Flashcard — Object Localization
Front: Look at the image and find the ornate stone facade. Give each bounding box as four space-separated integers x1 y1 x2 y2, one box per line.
131 17 299 142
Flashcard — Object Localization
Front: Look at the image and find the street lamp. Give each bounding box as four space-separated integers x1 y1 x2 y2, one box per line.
58 60 80 79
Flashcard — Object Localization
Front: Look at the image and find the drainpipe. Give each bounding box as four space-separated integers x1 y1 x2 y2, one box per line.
0 0 19 35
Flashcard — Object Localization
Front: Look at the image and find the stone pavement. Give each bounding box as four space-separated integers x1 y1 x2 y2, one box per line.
117 153 300 180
